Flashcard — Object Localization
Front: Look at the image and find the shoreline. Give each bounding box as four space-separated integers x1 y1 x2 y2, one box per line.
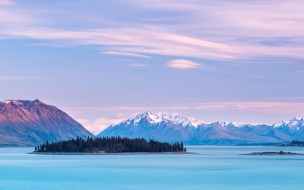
29 151 195 155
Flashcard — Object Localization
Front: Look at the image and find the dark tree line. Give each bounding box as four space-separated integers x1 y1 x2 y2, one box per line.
35 136 186 153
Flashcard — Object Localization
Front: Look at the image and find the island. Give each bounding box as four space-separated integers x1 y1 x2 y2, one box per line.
243 150 304 155
34 136 186 153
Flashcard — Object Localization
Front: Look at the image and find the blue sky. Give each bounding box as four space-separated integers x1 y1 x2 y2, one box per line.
1 0 304 134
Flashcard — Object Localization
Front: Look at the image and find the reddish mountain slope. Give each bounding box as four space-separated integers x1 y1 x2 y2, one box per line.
0 99 92 146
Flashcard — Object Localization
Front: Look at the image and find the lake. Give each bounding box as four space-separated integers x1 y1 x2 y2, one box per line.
1 146 304 190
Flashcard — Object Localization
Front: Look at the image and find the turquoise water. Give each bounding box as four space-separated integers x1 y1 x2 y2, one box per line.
1 146 304 190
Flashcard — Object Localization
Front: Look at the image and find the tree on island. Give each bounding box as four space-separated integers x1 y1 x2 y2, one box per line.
35 136 186 153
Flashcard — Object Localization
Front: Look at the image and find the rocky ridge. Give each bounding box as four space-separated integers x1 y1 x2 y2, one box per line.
0 99 92 146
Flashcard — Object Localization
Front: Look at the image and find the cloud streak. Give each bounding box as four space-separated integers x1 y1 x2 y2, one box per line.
127 64 147 67
166 59 201 69
0 0 15 6
123 0 304 59
1 1 304 62
1 27 236 60
0 2 238 60
101 51 152 58
64 102 304 113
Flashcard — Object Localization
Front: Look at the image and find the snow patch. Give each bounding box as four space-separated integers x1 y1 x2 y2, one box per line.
121 111 206 128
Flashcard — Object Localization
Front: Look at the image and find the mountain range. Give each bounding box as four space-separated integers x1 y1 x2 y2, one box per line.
1 99 304 146
98 112 304 145
0 99 92 146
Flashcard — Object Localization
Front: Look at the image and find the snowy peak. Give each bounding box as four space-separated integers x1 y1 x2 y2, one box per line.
220 121 245 128
208 121 246 128
113 113 304 131
119 111 254 129
273 117 304 129
1 99 40 104
291 117 304 123
1 99 42 108
121 111 161 125
157 112 205 127
98 114 304 145
273 120 288 128
121 111 205 128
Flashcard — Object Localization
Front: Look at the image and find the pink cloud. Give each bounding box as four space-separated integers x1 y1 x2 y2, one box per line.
64 102 304 113
101 51 152 58
122 0 304 59
1 0 304 60
0 0 15 6
77 118 121 135
0 27 237 60
69 102 304 129
76 113 129 134
166 59 201 69
127 64 147 67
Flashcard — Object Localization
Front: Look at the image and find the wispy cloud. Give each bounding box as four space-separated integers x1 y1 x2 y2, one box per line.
0 0 15 6
127 64 147 67
64 102 304 113
0 2 238 60
101 51 152 58
1 1 304 61
123 0 304 59
1 27 236 60
67 102 304 128
76 113 128 135
166 59 201 69
0 76 54 81
76 119 113 135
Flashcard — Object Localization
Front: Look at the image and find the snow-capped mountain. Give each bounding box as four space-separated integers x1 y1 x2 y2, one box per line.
273 117 304 139
0 99 93 146
273 117 304 129
120 111 205 128
2 102 302 146
98 112 199 143
98 112 303 145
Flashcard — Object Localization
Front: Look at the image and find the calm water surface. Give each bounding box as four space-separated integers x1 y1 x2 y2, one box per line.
1 146 304 190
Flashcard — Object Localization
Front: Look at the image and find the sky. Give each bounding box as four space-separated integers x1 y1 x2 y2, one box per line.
1 0 304 134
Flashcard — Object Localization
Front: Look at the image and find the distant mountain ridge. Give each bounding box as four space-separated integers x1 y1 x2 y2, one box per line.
0 99 92 146
98 112 304 145
1 100 303 146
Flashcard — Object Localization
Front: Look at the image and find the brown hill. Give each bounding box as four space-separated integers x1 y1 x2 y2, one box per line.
0 99 92 146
